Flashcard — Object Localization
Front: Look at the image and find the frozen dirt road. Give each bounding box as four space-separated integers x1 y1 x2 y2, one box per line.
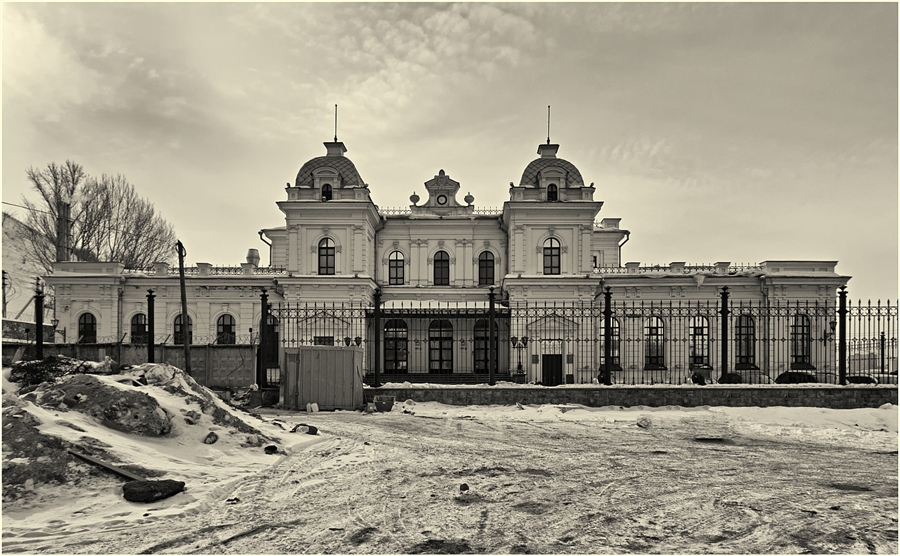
5 404 898 554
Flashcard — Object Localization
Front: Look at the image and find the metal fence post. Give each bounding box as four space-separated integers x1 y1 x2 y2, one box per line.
838 286 847 385
373 288 382 387
719 286 730 381
147 289 155 363
603 286 613 385
258 289 268 387
488 287 496 386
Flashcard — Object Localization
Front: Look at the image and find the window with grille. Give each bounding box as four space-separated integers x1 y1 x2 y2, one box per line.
474 319 489 371
384 319 408 372
433 250 450 285
790 313 812 367
389 251 404 285
688 316 710 367
318 238 335 275
736 314 756 367
217 314 236 344
78 313 97 344
478 251 495 286
644 317 665 369
601 318 621 368
429 319 453 373
130 313 147 344
174 314 192 345
543 238 561 275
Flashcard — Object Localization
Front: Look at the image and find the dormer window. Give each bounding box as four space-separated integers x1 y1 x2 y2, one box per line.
547 184 558 202
322 184 333 202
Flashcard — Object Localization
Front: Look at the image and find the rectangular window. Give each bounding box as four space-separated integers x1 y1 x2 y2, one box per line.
434 258 450 285
478 257 494 286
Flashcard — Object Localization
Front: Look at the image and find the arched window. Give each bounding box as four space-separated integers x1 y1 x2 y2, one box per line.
174 314 192 345
78 313 97 344
478 251 495 286
384 320 408 372
474 319 489 371
543 238 561 275
321 184 332 202
318 238 335 275
429 320 453 373
736 314 756 368
688 316 710 368
389 251 404 285
433 250 450 286
790 313 812 368
644 317 665 369
130 314 148 344
217 314 236 345
547 184 558 202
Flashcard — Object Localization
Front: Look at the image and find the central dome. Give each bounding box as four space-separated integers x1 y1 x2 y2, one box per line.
519 157 584 187
294 142 365 188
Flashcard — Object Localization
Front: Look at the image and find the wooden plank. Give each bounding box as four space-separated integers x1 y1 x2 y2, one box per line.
67 449 146 482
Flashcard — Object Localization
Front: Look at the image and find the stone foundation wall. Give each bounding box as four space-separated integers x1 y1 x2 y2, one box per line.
364 386 897 409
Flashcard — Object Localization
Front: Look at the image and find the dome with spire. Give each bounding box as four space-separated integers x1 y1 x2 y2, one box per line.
294 141 366 188
518 143 584 188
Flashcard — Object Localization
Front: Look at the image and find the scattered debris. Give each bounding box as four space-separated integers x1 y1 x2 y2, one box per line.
203 432 219 444
516 402 524 410
459 483 469 492
123 479 185 503
66 449 147 482
226 497 240 505
264 445 280 455
636 416 652 429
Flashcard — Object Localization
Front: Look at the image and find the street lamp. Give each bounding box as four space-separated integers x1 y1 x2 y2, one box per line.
510 336 529 373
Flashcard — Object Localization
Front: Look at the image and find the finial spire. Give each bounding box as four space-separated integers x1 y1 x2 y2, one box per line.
334 104 338 142
547 105 551 145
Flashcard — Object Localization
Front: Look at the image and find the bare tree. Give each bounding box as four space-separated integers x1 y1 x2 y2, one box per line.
21 161 176 271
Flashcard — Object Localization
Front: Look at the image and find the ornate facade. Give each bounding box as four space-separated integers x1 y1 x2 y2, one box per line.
45 137 850 385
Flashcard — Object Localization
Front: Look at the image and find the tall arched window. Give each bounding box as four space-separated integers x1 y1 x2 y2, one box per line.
474 319 489 371
318 238 335 275
644 317 665 369
433 250 450 286
321 184 333 202
174 314 192 345
736 314 756 368
78 313 97 344
688 316 710 368
790 313 812 368
384 319 408 372
130 314 148 344
217 314 236 345
478 251 495 286
389 251 404 285
543 238 561 275
429 320 453 373
547 184 558 202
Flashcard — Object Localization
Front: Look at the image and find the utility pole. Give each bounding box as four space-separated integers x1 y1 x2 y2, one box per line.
176 241 191 374
35 278 44 360
2 270 9 319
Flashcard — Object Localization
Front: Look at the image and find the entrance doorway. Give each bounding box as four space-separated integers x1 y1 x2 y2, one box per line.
541 354 563 386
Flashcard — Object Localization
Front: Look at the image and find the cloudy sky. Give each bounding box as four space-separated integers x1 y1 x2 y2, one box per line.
3 2 897 301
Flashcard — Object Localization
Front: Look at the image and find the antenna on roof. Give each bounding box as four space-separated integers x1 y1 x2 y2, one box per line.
547 105 551 144
334 104 338 142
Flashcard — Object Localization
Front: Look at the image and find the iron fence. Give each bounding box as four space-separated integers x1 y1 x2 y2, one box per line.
261 291 897 387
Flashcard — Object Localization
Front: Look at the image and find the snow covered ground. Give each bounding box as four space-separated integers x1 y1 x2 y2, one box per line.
2 365 897 554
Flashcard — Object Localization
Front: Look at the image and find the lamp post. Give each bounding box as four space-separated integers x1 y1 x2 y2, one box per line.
510 336 529 376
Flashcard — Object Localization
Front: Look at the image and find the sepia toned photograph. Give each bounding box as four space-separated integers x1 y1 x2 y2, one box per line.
2 2 897 554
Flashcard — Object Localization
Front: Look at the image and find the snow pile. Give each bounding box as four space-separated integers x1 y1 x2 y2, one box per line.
2 362 322 531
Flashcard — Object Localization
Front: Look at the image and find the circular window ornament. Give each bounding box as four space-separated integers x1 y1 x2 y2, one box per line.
436 194 448 205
